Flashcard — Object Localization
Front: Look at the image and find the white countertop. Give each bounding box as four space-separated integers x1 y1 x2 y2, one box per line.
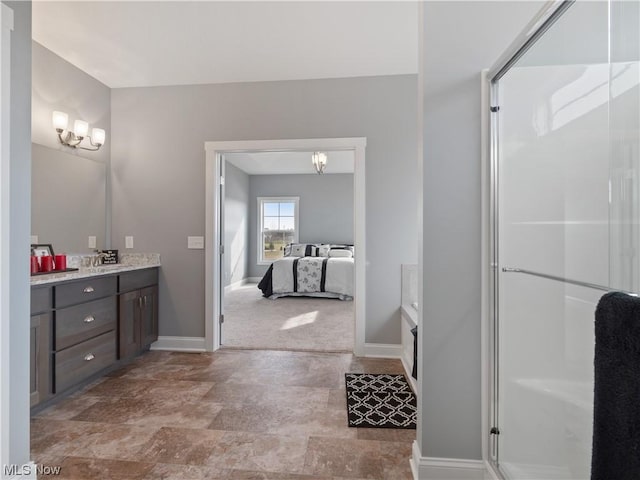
31 263 160 286
31 256 161 286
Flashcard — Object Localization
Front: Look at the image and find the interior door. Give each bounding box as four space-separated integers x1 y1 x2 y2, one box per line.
491 2 624 478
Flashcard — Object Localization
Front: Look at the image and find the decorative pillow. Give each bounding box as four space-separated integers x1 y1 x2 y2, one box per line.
330 244 355 256
328 248 353 258
286 243 320 257
287 243 306 257
284 243 353 258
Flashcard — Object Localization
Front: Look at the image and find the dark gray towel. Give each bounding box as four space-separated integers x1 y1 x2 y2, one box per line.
592 291 640 480
411 326 418 379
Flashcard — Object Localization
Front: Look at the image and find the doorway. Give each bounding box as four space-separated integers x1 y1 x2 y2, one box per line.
220 150 355 352
204 138 367 354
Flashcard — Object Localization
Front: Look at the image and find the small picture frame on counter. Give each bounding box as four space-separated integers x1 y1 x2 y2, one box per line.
101 249 119 264
31 243 54 257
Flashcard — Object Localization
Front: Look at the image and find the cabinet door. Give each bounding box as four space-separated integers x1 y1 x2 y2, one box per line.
30 313 51 406
140 285 158 348
118 290 140 360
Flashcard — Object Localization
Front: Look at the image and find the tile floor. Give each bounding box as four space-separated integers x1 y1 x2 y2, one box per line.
31 349 415 479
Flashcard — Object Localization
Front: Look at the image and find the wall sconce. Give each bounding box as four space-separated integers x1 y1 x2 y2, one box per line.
312 151 327 174
52 111 106 151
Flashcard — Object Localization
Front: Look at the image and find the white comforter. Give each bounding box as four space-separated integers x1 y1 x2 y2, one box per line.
271 257 354 300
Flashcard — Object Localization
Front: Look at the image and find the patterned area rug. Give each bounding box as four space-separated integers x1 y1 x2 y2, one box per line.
345 373 417 429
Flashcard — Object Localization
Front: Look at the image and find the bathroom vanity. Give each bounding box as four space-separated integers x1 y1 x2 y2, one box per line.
30 261 160 410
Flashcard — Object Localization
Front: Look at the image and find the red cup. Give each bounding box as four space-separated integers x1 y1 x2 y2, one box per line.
54 254 66 271
30 256 39 274
40 255 53 272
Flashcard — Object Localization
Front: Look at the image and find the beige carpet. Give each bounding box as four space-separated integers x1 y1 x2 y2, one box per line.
222 282 354 352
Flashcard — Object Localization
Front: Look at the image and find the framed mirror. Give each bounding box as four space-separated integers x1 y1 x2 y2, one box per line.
31 143 107 253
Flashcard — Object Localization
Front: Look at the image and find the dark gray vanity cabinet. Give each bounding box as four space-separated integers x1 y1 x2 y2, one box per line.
30 286 52 407
30 267 159 410
118 269 159 360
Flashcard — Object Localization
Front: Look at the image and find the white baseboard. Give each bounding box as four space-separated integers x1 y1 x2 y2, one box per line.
410 441 422 479
362 342 402 358
150 336 206 352
411 441 486 480
224 277 261 294
484 460 501 480
224 278 246 294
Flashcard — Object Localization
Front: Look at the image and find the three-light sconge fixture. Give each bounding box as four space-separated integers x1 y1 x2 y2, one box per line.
311 151 327 174
52 111 106 151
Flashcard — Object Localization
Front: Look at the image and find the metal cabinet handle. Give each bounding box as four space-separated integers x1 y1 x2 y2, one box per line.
83 315 95 323
144 295 147 306
84 353 95 361
83 286 95 293
138 297 143 308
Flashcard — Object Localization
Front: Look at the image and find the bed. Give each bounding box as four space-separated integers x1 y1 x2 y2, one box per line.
258 243 354 300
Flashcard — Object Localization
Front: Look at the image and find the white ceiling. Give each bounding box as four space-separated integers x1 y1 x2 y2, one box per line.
225 151 354 175
32 1 419 89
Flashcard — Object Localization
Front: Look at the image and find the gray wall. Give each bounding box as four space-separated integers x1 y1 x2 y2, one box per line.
111 74 417 343
248 173 354 278
4 0 31 467
419 1 544 460
224 161 249 286
31 42 111 252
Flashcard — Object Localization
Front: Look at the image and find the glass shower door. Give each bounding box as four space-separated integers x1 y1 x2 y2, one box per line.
492 1 639 478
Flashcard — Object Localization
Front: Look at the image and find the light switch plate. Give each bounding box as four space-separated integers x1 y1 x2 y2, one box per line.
30 235 38 244
88 236 97 249
125 236 134 249
188 236 205 249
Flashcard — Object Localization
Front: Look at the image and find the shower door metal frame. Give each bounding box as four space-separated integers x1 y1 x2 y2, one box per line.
484 1 576 477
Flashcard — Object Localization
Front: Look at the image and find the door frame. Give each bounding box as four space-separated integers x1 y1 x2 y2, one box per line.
204 137 367 354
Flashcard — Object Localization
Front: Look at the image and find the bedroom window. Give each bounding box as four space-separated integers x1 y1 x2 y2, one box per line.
258 196 299 264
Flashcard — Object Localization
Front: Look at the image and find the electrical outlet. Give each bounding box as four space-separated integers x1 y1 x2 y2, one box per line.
30 235 38 244
125 236 134 249
187 236 205 249
88 236 97 249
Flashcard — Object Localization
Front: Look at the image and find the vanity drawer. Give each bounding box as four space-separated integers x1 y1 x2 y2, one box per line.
55 276 117 308
119 268 158 293
55 296 117 350
55 331 116 393
31 286 53 314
